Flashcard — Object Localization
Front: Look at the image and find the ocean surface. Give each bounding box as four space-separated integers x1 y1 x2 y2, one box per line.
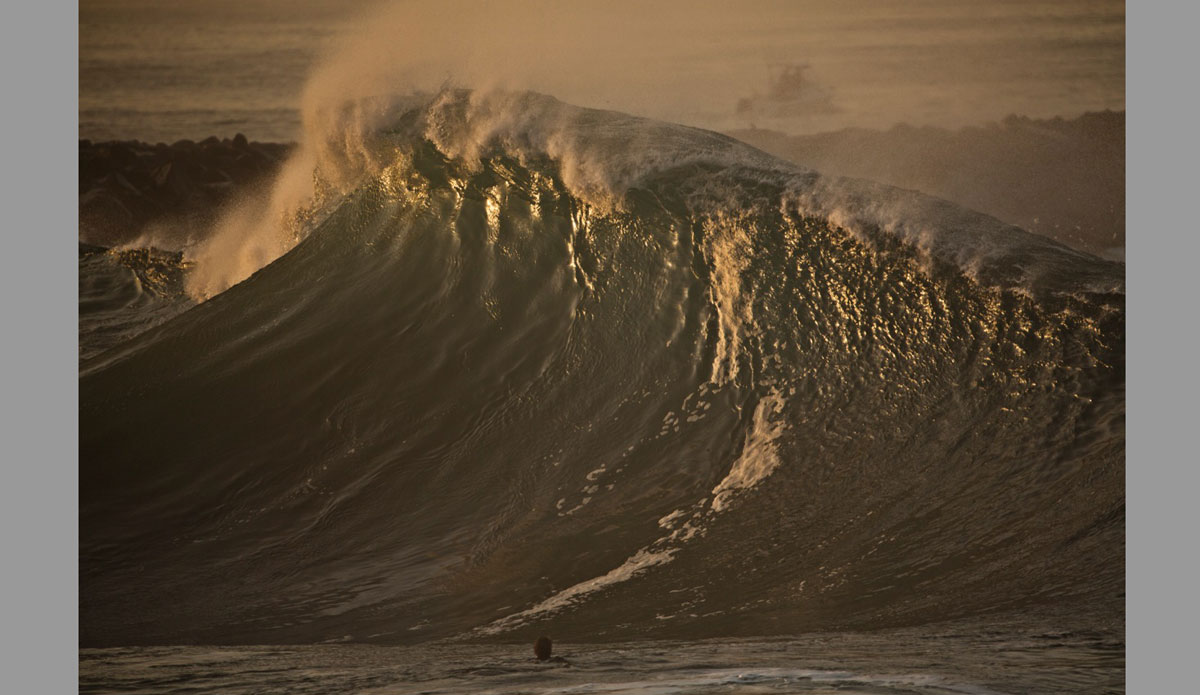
80 3 1124 693
81 623 1124 694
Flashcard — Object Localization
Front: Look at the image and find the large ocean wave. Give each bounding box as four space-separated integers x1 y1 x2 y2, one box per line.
80 91 1124 646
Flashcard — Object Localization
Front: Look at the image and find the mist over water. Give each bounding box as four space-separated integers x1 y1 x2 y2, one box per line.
81 0 1124 142
82 0 1126 294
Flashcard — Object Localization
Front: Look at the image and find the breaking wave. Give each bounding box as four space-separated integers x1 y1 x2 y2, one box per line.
80 91 1123 646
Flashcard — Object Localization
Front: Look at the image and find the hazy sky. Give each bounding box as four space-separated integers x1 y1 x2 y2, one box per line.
80 0 1124 141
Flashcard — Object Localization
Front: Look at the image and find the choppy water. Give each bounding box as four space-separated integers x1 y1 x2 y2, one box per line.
80 623 1124 695
78 244 194 362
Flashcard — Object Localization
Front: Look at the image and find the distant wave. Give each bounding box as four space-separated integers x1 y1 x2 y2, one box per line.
80 91 1124 646
730 112 1126 261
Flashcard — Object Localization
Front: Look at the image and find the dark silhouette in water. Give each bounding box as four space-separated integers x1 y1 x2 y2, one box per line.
534 636 552 661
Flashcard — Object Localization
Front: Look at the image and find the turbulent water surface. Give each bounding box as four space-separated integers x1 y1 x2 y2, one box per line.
79 91 1124 692
80 621 1124 695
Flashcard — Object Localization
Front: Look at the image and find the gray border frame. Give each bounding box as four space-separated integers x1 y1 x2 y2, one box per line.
1127 2 1191 693
2 0 78 691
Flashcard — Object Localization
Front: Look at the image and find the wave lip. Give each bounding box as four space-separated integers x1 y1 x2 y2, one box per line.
389 90 1124 298
180 89 1123 301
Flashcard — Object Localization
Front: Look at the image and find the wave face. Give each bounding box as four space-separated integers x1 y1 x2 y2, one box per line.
80 92 1124 647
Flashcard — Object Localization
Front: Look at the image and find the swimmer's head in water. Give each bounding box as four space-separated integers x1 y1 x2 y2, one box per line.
534 636 552 660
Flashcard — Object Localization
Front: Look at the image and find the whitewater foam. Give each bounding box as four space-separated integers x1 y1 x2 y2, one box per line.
481 382 791 634
477 548 679 635
711 391 788 513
